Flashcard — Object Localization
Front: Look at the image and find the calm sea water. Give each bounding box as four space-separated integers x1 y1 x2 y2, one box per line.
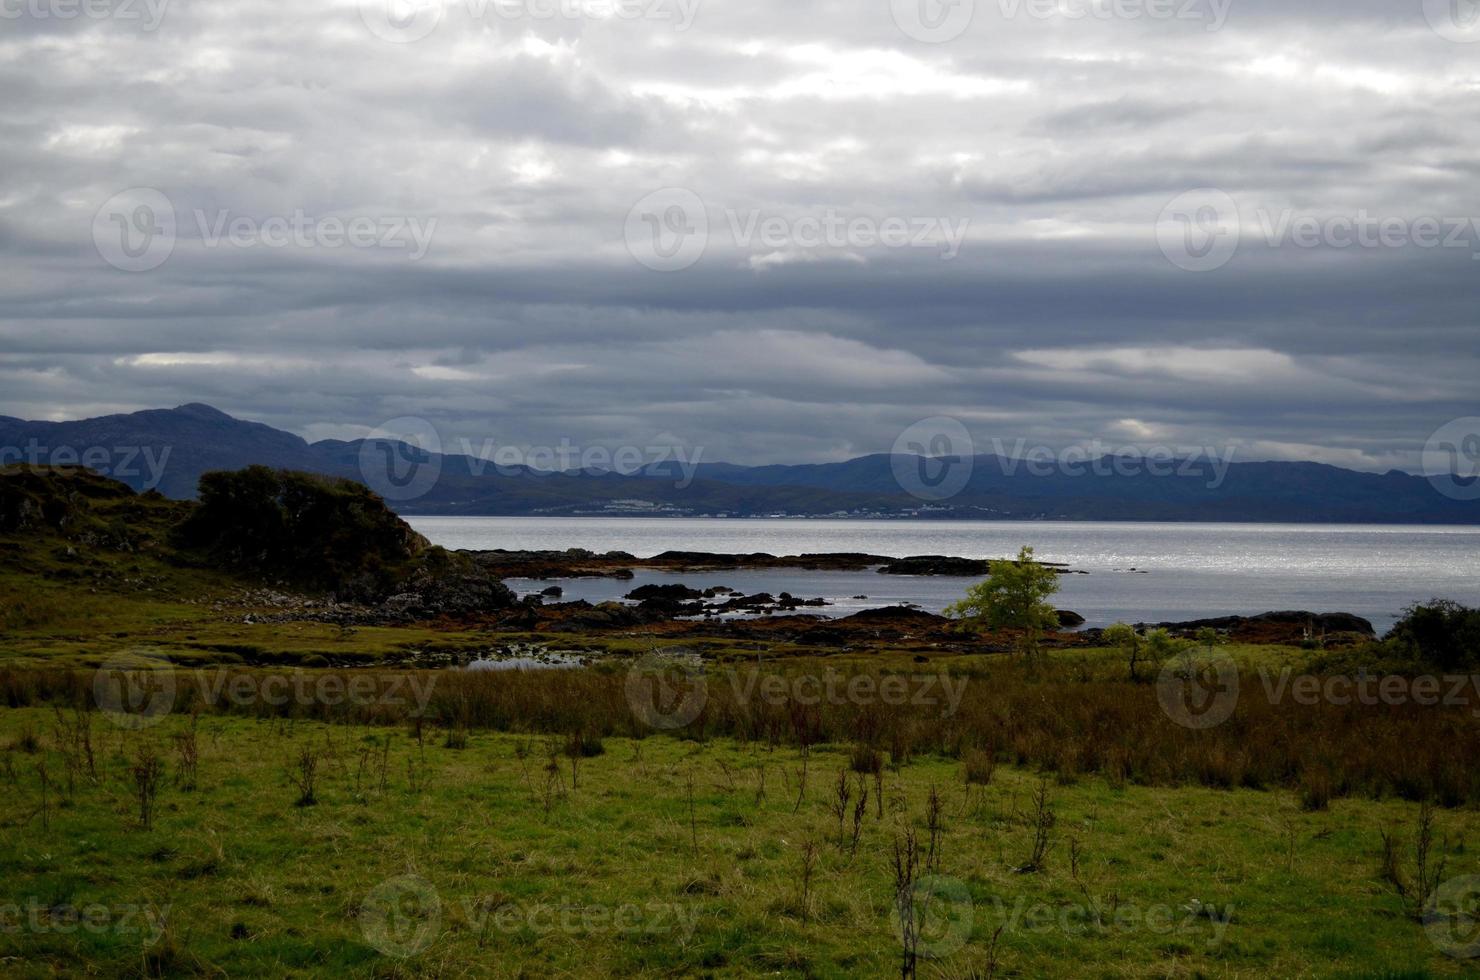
406 517 1480 634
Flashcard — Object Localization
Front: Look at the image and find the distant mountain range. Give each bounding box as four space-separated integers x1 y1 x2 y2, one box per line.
1 403 1475 523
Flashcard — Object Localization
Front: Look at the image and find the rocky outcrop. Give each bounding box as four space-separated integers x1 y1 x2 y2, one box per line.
470 548 1086 580
878 556 993 576
1148 611 1376 643
383 556 517 619
0 465 143 535
625 583 704 602
842 606 950 626
548 601 668 632
878 555 1081 576
471 548 637 579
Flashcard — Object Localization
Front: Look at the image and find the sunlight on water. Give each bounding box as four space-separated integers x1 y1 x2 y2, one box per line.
408 518 1480 633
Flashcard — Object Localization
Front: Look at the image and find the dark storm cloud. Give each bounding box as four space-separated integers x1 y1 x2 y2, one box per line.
0 0 1476 471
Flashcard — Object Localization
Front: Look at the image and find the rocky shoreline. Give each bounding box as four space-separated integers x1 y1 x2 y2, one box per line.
468 548 1084 580
0 466 1384 660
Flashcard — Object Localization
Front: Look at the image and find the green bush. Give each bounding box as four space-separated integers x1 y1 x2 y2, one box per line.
175 466 428 599
1386 599 1480 671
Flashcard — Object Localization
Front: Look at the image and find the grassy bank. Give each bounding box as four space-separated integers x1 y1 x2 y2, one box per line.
1 707 1477 977
7 644 1480 807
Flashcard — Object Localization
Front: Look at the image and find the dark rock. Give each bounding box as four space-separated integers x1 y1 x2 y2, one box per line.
650 550 778 566
720 592 776 611
878 555 993 576
842 606 950 626
540 586 564 598
1151 611 1374 635
635 597 706 617
382 559 517 619
625 583 703 602
1057 610 1086 628
549 601 663 632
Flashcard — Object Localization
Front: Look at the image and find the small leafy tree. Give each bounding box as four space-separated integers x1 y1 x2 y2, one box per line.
1103 622 1144 681
946 546 1060 666
1144 628 1184 672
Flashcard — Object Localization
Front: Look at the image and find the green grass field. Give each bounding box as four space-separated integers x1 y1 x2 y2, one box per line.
2 706 1477 978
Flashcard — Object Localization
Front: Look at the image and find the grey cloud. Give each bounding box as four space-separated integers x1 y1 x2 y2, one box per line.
0 0 1476 470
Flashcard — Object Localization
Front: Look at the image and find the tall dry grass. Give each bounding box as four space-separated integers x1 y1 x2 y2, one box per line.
2 660 1477 804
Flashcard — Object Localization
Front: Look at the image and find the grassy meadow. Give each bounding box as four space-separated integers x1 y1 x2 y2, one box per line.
4 469 1479 976
2 655 1480 978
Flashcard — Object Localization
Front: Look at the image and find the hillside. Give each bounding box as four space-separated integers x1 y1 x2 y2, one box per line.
0 465 516 659
1 405 1476 523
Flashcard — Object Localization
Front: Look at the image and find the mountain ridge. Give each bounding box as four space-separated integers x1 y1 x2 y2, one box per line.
0 404 1475 524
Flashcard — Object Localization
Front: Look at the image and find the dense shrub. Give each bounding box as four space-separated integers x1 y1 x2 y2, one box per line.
1385 599 1480 671
175 466 428 598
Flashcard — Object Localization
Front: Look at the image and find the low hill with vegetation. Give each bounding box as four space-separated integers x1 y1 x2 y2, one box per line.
0 465 515 663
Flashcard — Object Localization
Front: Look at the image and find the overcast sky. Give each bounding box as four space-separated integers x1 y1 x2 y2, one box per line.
2 0 1477 471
